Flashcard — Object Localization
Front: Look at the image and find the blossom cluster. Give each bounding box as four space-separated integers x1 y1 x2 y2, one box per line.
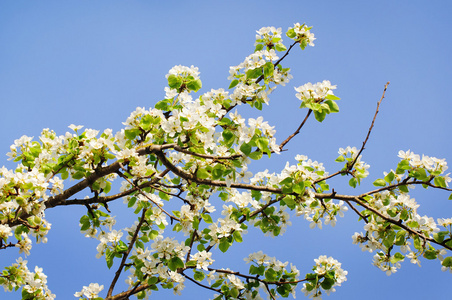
74 283 104 299
301 255 348 299
124 237 189 297
254 26 286 52
287 23 316 48
349 150 451 276
336 146 370 187
295 80 336 103
0 258 54 300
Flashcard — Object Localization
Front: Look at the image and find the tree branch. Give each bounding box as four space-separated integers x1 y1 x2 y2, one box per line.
181 271 222 294
107 208 148 297
347 82 390 171
104 283 150 300
116 168 180 222
279 109 312 151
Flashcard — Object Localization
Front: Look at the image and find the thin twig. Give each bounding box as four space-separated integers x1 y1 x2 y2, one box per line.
185 229 199 263
117 168 180 222
107 208 148 297
344 200 368 223
173 145 241 161
181 271 222 294
348 82 390 171
263 282 277 300
279 109 312 151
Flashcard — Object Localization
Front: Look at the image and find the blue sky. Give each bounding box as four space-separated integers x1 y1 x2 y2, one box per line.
1 1 451 299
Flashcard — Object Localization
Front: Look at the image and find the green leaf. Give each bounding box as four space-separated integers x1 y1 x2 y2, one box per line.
148 277 159 285
286 28 296 38
194 271 205 281
167 74 182 89
256 137 269 152
168 256 184 271
395 230 406 245
373 178 386 187
201 214 213 224
222 130 235 146
434 176 447 188
106 250 115 269
246 68 263 79
413 236 422 250
423 249 437 260
248 150 263 160
124 129 139 140
116 241 128 253
229 79 239 89
128 197 137 208
300 39 308 50
197 243 205 252
72 171 85 180
335 155 345 162
139 114 153 131
433 231 448 243
196 168 210 180
264 268 277 281
254 100 263 110
399 184 409 193
442 257 452 268
282 195 296 209
219 238 231 253
212 164 225 180
155 99 171 111
61 169 69 180
230 287 239 299
263 62 274 79
158 190 170 201
349 177 357 188
390 252 404 263
396 160 411 173
187 79 202 92
104 181 112 194
281 184 293 194
324 100 339 113
320 277 335 290
325 94 340 100
384 171 395 183
173 223 182 232
211 279 224 288
240 142 252 156
148 231 158 241
292 181 305 194
383 231 396 248
313 110 326 122
233 231 243 243
193 217 200 230
254 44 264 52
80 215 90 231
410 168 428 181
275 43 287 52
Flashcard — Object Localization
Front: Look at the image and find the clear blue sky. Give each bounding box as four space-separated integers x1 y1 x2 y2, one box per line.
1 1 451 299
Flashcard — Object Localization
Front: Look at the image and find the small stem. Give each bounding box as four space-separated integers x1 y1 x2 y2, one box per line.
107 208 147 297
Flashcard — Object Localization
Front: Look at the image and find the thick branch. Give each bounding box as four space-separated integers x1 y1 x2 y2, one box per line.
104 283 150 300
154 150 282 194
